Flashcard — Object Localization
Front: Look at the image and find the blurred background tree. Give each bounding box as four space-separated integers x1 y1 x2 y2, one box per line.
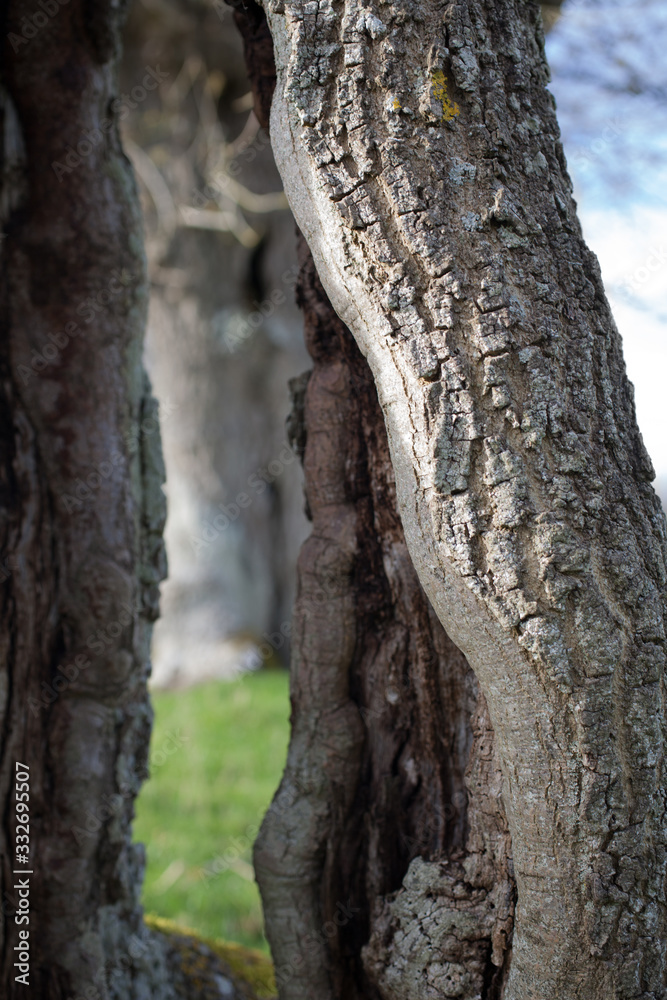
120 0 310 689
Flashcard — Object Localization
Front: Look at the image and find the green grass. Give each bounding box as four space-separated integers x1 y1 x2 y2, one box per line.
134 670 290 952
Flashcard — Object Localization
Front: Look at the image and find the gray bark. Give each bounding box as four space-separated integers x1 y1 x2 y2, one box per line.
257 1 667 998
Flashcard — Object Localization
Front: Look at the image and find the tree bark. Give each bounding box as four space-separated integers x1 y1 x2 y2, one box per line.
1 6 277 999
251 1 667 998
0 5 174 998
256 229 515 1000
234 5 513 998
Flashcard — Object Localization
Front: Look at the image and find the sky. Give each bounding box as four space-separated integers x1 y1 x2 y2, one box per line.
546 0 667 494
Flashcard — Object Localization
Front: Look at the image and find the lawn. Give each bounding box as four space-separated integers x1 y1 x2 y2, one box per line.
134 670 291 952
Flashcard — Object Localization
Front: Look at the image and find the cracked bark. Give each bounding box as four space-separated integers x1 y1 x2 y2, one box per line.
247 1 667 998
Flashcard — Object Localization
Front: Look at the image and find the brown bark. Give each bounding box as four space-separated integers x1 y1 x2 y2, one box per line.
228 0 278 131
1 4 279 998
255 232 514 1000
0 3 174 997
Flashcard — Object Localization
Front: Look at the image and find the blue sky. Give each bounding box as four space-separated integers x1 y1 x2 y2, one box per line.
546 0 667 495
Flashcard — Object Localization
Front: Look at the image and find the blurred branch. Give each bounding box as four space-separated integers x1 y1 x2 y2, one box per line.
227 110 261 159
164 54 205 112
126 133 283 249
211 173 288 213
123 21 286 254
125 136 178 239
179 205 261 247
232 92 255 113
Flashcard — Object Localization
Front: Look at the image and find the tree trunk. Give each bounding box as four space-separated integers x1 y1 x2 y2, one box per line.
236 4 512 998
257 228 515 1000
1 6 276 999
246 1 667 998
0 4 178 997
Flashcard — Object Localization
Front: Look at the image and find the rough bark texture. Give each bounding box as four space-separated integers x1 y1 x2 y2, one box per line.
0 3 174 998
257 1 667 998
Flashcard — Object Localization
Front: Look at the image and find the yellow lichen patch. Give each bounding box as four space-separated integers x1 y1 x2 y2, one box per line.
431 70 459 121
393 98 402 110
210 938 276 999
145 914 277 999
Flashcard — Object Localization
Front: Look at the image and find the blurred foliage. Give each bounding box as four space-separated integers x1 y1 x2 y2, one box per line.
541 3 563 31
135 671 290 951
